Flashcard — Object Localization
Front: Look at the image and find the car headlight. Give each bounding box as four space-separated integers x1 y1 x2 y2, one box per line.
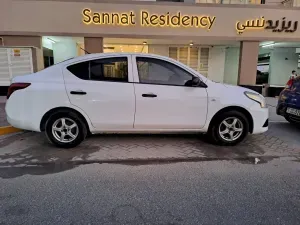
244 91 267 108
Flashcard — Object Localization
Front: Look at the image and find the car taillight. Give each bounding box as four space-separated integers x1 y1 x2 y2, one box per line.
7 83 31 99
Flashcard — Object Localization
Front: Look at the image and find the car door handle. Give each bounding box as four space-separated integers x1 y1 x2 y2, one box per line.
70 91 87 95
142 93 157 98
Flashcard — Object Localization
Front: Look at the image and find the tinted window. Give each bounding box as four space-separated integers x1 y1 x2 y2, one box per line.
67 61 89 80
67 57 128 82
136 57 193 86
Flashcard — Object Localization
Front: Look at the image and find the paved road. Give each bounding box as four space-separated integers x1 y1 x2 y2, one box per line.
0 122 299 168
1 158 300 225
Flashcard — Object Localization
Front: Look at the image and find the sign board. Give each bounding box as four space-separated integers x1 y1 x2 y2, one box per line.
13 49 21 57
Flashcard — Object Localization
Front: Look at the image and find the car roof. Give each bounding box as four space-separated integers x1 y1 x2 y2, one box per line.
58 53 177 65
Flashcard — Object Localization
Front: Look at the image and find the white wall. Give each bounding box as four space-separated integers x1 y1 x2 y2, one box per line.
42 38 53 50
223 47 240 85
53 39 77 64
148 45 169 56
269 48 299 86
208 47 226 83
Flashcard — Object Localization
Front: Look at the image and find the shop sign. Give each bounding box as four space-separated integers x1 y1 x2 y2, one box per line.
82 9 216 30
13 49 21 57
236 17 298 34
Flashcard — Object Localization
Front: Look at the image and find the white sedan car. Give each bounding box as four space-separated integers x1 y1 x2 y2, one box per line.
6 53 268 148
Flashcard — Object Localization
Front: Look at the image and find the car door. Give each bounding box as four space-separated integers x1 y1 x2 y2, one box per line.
63 56 135 130
132 56 208 130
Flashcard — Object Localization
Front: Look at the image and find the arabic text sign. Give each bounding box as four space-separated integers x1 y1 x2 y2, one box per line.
82 9 216 30
236 17 298 34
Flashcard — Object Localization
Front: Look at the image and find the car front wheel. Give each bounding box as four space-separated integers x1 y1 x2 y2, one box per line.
208 111 249 146
45 112 87 148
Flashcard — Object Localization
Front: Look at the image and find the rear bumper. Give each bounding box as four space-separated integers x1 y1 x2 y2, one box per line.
6 108 41 132
5 95 42 132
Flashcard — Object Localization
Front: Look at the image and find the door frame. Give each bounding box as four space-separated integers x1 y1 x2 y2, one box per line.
131 54 209 130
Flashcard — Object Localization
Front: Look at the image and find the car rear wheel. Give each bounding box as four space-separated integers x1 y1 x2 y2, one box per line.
45 112 87 148
208 110 249 146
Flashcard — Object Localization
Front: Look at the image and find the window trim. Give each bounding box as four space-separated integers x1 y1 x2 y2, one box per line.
135 56 204 88
65 56 131 83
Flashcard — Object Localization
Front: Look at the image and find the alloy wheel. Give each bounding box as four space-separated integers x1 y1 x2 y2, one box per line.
52 117 79 143
218 117 244 142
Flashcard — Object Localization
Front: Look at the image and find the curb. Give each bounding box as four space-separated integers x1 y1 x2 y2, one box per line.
0 126 22 135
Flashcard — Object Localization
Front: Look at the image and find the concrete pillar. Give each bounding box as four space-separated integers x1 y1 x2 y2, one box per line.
238 41 259 85
84 37 103 54
0 35 43 72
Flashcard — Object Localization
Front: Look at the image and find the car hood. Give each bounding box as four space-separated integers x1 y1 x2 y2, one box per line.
221 83 259 95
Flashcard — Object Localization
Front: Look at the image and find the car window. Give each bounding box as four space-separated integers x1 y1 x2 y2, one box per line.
136 57 193 86
67 57 128 82
67 61 90 80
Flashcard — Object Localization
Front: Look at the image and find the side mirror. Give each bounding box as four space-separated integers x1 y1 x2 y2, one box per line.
191 77 201 86
185 77 207 88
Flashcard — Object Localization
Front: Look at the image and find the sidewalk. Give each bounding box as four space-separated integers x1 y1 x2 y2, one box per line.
0 96 8 127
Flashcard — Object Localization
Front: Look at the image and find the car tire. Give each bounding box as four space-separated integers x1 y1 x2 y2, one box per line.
208 110 249 146
284 116 293 124
45 111 87 148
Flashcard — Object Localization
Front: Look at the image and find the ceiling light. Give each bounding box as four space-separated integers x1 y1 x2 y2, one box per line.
143 41 147 45
47 38 56 44
262 43 276 48
189 42 194 46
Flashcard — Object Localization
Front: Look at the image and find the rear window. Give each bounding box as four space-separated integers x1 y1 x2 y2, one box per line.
67 57 128 82
67 61 89 80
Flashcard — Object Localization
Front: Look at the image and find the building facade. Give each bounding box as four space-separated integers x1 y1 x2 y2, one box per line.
1 0 300 95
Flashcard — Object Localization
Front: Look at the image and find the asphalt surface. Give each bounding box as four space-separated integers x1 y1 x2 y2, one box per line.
1 158 300 225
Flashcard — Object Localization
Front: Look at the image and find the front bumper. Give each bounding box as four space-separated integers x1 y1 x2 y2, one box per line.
249 104 269 134
277 103 300 123
276 102 286 116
